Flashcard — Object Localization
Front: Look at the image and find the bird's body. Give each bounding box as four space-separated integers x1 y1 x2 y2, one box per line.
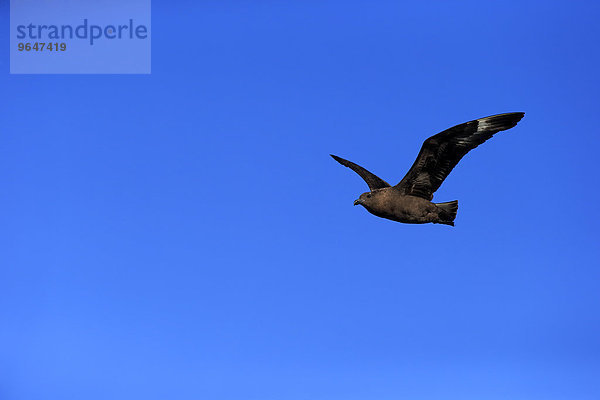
331 112 525 226
354 188 457 225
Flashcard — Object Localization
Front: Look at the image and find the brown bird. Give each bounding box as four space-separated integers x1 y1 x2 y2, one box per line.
331 112 525 226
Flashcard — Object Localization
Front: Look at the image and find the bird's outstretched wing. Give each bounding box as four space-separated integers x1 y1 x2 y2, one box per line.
395 112 525 200
330 154 391 191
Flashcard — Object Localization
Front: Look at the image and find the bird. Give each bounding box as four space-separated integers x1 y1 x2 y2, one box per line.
330 112 525 226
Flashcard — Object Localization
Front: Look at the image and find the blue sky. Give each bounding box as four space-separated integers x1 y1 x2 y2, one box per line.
1 1 600 399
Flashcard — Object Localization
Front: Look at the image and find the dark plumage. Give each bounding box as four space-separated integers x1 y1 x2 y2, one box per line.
331 112 525 226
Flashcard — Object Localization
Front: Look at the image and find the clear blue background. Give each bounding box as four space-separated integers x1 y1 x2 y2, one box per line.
1 1 599 399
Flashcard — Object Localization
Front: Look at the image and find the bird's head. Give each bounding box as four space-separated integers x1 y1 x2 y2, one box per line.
354 191 378 208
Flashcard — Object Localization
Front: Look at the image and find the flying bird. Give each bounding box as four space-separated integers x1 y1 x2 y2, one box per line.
331 112 525 226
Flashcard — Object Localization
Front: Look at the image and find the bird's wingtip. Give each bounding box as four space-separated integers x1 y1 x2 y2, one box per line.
498 111 525 120
477 112 526 132
510 111 525 123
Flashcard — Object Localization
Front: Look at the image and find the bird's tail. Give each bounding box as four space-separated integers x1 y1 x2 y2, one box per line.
435 200 458 226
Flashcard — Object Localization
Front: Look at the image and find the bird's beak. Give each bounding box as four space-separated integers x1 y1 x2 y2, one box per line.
353 199 362 206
